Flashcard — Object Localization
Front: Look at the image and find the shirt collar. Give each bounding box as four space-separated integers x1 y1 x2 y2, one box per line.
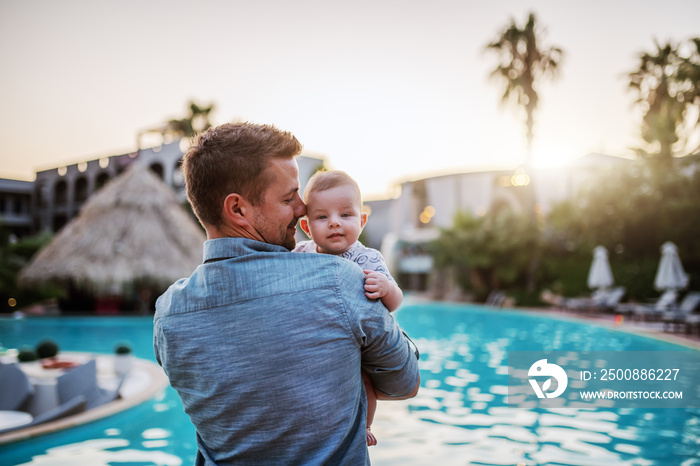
203 238 289 263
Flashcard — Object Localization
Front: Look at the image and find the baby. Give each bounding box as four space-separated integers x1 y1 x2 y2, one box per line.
293 169 403 446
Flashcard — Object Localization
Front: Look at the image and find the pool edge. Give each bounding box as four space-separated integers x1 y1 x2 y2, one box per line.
0 354 169 446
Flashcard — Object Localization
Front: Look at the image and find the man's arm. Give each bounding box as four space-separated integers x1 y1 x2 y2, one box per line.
375 376 420 400
339 260 420 399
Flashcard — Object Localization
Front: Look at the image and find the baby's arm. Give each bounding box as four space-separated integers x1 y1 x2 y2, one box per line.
363 271 403 312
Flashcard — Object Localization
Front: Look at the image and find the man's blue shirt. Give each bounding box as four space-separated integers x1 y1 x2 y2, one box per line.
154 238 419 465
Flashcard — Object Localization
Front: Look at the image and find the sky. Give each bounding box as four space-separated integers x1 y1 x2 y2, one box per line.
1 0 699 200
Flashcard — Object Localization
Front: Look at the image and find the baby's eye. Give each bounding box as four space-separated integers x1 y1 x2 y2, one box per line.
318 215 327 220
341 213 351 218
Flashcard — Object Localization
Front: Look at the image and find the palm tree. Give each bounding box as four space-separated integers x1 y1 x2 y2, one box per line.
485 12 563 166
628 41 685 168
485 12 562 293
138 100 216 149
677 38 700 155
167 101 215 138
627 38 700 169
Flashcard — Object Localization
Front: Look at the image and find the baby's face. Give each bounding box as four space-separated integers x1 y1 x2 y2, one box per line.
303 184 366 255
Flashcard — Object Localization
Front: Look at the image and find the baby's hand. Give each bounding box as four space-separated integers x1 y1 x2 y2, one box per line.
364 270 390 300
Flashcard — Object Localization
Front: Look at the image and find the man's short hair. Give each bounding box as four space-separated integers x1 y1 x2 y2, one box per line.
182 122 302 227
303 170 362 206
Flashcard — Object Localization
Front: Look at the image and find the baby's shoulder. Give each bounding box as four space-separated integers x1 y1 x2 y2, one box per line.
292 240 316 253
343 241 386 266
348 241 382 258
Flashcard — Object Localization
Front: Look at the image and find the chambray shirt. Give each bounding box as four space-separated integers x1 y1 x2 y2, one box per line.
154 238 419 465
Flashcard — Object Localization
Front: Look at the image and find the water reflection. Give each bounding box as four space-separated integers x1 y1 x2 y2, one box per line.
368 304 700 465
15 438 182 466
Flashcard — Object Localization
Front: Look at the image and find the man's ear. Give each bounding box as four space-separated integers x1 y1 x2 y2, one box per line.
222 193 249 227
360 211 368 230
300 217 312 238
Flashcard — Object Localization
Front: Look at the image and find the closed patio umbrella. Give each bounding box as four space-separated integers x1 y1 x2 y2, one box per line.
587 245 614 290
654 241 689 291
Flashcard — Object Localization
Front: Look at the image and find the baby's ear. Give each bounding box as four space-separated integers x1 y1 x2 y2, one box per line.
300 217 312 238
360 211 368 229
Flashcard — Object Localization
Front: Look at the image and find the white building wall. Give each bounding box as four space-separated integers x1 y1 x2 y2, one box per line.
425 177 454 228
362 199 392 250
297 154 325 196
456 173 494 217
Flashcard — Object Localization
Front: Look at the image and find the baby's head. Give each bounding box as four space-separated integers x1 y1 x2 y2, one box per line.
300 170 367 255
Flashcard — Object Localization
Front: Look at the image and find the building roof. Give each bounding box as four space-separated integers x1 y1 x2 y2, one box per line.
0 178 33 194
19 165 205 295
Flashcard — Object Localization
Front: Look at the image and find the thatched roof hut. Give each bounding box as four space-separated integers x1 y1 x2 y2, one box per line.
19 165 205 300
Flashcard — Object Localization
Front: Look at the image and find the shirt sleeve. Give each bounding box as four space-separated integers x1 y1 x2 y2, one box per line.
336 260 419 397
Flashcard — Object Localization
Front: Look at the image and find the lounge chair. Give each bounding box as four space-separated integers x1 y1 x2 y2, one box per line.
0 362 89 435
56 359 124 410
565 287 626 313
0 363 34 411
597 287 626 312
562 288 608 311
662 292 700 332
617 289 678 321
486 290 506 308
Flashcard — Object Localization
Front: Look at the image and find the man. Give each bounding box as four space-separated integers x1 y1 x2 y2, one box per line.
154 122 420 465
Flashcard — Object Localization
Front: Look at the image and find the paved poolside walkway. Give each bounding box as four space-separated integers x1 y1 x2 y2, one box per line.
537 307 700 350
478 300 700 350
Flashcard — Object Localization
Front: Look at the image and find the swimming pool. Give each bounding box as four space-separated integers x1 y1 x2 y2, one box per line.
1 302 699 465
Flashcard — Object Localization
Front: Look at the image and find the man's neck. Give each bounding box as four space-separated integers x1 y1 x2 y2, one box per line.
206 223 261 242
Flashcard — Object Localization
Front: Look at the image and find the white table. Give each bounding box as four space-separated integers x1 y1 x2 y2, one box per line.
15 359 83 416
26 379 60 416
0 410 33 430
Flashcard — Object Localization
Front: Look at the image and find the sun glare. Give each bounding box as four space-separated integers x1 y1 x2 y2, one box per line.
531 143 578 169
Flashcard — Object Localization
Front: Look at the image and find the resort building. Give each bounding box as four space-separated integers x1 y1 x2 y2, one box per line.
0 178 33 239
29 140 325 235
363 153 634 291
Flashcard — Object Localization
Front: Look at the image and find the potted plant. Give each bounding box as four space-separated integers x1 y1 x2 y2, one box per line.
114 342 133 375
35 338 79 369
36 339 59 359
17 346 38 362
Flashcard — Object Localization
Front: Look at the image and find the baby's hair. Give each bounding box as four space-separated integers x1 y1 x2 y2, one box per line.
303 170 362 205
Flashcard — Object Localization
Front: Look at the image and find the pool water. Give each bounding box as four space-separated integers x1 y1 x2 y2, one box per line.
372 303 700 465
1 303 699 465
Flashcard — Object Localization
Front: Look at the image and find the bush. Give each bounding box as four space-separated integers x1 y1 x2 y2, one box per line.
431 209 540 302
0 226 63 313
